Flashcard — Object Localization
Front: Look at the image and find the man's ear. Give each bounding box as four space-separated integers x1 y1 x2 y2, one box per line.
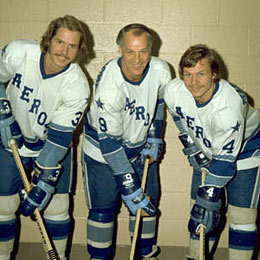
118 46 122 55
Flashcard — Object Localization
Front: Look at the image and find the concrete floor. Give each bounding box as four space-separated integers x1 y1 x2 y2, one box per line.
15 243 229 260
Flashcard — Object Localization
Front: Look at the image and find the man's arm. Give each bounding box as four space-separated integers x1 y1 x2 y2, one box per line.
0 82 23 148
95 91 155 216
140 99 164 163
21 76 90 216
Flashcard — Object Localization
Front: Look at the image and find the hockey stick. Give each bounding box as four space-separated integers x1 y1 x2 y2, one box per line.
199 168 207 260
129 157 150 260
9 139 59 260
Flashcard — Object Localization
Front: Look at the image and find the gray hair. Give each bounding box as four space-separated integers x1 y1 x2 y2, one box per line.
116 23 154 51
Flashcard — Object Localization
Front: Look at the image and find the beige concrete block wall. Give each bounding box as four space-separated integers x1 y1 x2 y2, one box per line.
1 0 260 249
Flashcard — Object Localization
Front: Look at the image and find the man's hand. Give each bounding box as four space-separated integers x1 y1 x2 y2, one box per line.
114 171 156 216
0 98 23 148
140 138 163 163
188 185 222 234
122 188 155 216
178 133 210 171
21 162 62 216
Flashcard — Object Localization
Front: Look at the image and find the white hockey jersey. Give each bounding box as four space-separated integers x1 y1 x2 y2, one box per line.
0 40 90 157
83 56 171 173
164 78 260 187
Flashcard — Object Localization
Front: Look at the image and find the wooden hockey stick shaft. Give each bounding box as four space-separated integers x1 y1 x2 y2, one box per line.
199 168 207 260
129 157 150 260
9 139 59 260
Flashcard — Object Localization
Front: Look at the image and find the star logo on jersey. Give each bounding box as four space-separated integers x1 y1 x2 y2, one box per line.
96 97 104 110
231 121 241 133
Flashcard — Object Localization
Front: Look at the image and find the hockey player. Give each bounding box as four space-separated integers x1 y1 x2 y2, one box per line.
0 15 90 260
164 44 260 259
82 23 171 259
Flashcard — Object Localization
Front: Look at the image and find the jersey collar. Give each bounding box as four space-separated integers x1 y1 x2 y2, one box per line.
40 52 71 79
196 81 220 107
117 57 150 85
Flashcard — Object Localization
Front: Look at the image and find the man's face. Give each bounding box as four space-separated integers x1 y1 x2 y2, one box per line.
44 27 81 74
119 31 150 82
183 57 216 104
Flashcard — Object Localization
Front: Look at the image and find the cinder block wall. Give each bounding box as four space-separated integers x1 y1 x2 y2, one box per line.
1 0 260 249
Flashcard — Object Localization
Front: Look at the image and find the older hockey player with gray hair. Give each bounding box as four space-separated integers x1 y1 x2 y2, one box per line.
82 23 171 259
164 44 260 260
0 15 90 260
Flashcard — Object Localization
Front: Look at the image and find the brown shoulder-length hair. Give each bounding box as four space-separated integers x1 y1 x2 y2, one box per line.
40 15 87 62
179 44 220 82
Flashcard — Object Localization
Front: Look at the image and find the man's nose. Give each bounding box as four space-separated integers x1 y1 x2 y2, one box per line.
134 52 140 62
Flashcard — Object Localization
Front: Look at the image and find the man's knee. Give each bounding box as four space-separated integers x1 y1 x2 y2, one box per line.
0 194 20 221
44 193 70 220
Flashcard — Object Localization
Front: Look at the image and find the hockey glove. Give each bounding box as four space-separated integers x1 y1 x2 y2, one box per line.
140 138 163 162
188 185 222 234
21 162 62 216
114 172 155 216
0 98 23 148
178 133 210 171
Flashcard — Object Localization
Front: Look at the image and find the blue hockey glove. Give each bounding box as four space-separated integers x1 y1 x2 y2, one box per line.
140 138 163 162
21 162 62 216
114 172 155 216
0 98 23 148
188 185 222 234
178 133 210 171
122 188 155 216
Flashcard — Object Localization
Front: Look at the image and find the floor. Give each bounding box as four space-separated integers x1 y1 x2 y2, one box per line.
15 243 229 260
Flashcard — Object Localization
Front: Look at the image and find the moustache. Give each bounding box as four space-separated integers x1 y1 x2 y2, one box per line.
55 54 70 60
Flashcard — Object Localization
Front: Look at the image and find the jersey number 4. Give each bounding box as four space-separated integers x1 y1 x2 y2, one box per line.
222 139 235 154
